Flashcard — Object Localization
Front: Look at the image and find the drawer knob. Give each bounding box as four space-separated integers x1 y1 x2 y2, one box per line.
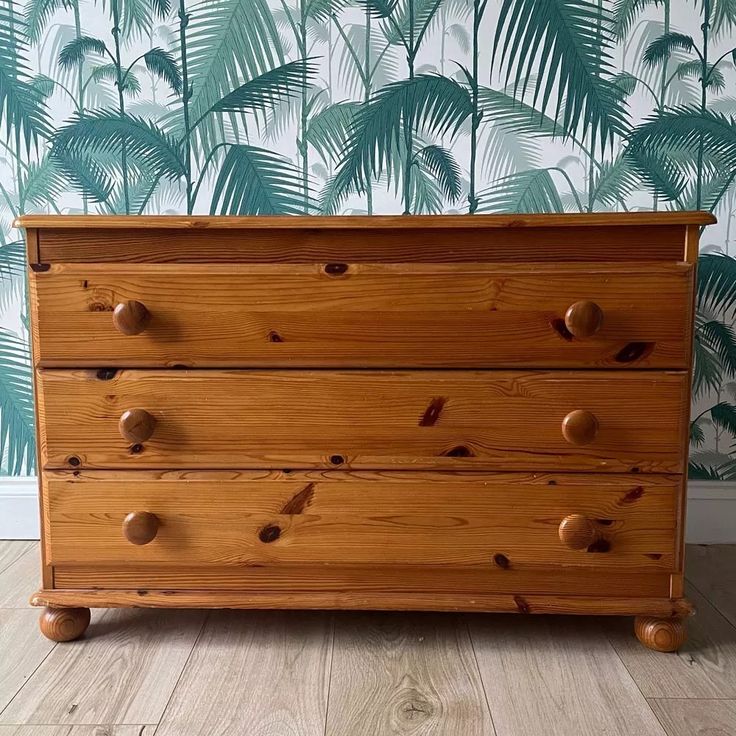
561 409 598 445
119 408 157 443
559 514 599 550
564 300 603 338
122 511 159 545
113 300 150 335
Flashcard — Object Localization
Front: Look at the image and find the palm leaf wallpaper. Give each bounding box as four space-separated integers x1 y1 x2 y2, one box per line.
0 0 735 477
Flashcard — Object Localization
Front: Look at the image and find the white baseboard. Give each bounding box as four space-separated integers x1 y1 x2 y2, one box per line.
0 477 735 543
686 481 736 544
0 477 39 539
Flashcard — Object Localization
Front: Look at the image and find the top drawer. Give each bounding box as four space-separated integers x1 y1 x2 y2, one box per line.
30 262 693 369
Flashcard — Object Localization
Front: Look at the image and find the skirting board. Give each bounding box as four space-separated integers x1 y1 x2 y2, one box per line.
0 477 734 543
0 477 39 539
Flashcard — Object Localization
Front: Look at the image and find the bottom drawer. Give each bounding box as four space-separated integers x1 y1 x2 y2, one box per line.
44 470 679 581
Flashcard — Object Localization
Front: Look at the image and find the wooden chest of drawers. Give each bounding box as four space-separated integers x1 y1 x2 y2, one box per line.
20 212 714 651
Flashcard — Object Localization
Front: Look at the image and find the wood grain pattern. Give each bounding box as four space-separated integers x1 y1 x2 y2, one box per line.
0 726 157 735
326 613 494 735
17 212 717 229
38 607 90 642
0 541 34 574
31 263 693 368
37 369 689 471
29 589 691 617
648 699 736 736
43 471 677 569
51 564 670 598
0 543 39 608
154 611 331 736
0 611 55 713
469 615 668 736
609 584 736 698
31 225 692 264
0 609 205 726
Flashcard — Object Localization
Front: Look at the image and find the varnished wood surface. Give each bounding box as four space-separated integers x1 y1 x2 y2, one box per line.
38 607 90 642
31 262 693 368
37 369 688 471
5 542 736 735
42 471 677 570
51 565 670 598
28 589 691 616
29 224 694 264
17 212 717 228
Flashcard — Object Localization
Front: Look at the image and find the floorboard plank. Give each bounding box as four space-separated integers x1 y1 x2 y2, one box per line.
0 545 40 609
608 583 736 698
0 610 204 727
0 543 34 576
0 728 155 735
326 612 494 736
687 545 736 627
155 610 331 736
648 699 736 736
0 611 55 715
469 614 665 736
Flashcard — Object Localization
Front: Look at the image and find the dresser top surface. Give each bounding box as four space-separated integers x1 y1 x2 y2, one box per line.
16 212 716 230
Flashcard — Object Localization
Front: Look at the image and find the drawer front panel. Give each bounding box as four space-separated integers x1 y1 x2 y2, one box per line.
32 263 692 368
38 369 688 472
44 471 678 572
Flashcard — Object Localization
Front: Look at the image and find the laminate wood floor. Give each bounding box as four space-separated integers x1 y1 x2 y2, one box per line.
1 542 734 736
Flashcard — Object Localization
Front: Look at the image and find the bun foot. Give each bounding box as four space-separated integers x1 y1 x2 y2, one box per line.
39 607 91 642
634 615 687 652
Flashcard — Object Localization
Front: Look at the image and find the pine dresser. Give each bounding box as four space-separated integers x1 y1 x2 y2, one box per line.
19 212 715 651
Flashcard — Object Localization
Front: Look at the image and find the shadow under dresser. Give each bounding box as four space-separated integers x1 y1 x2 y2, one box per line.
18 212 715 651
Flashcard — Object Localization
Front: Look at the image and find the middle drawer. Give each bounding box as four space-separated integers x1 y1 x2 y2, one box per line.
38 369 688 472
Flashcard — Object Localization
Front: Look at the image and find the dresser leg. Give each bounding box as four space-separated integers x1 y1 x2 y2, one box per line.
39 607 91 642
634 615 687 652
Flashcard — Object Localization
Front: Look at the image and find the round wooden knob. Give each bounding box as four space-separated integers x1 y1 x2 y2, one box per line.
122 511 159 545
564 300 603 338
561 409 598 445
559 514 599 550
113 300 150 335
119 408 157 443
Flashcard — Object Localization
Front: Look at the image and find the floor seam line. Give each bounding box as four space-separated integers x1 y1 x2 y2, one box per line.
322 613 336 736
150 610 210 736
465 615 500 736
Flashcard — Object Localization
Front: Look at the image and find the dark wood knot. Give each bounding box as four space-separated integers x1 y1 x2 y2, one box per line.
493 553 510 569
329 454 345 465
129 443 144 454
96 368 117 381
67 455 81 467
324 263 348 276
443 445 474 457
259 525 281 543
